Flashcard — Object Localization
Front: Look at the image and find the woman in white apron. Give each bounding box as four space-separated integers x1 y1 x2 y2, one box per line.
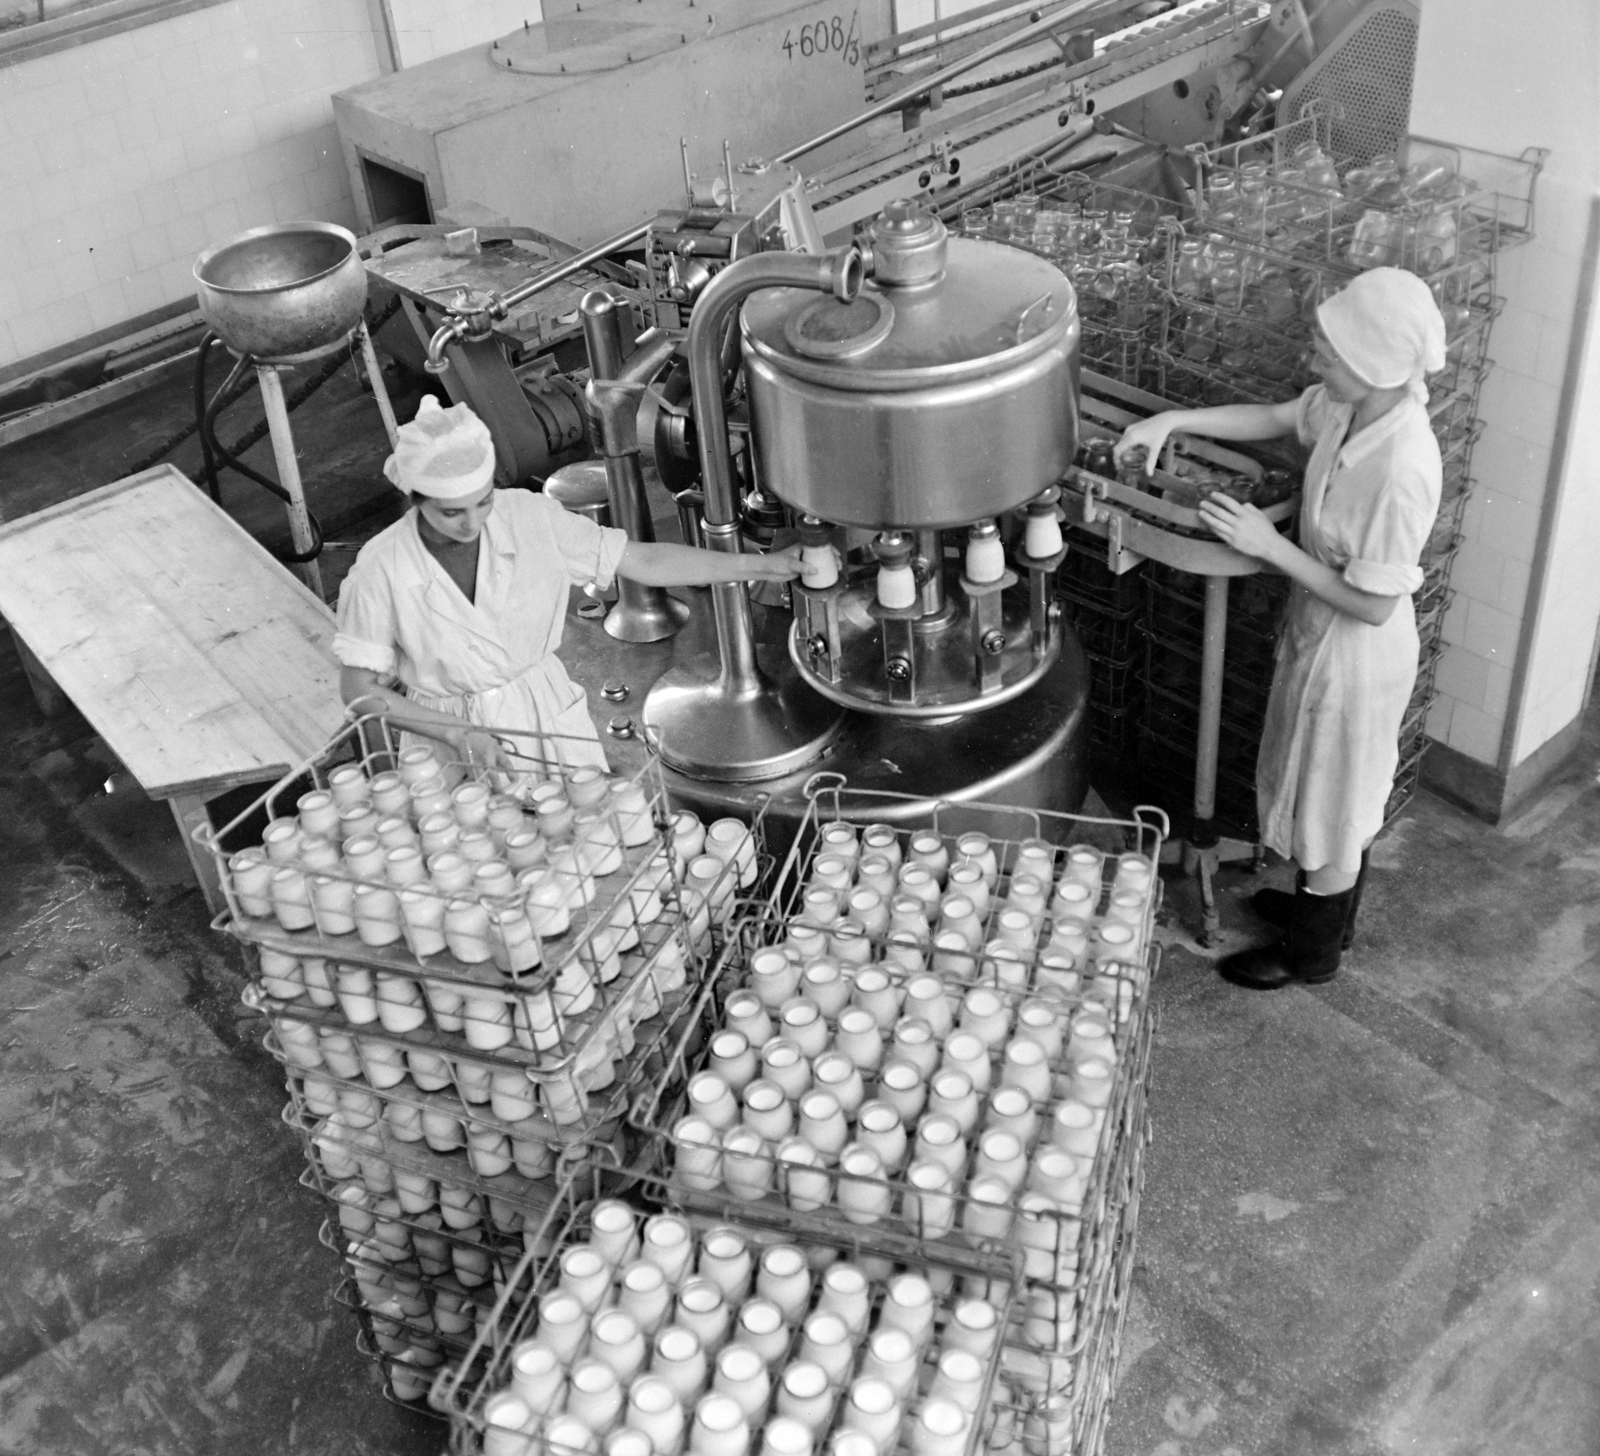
1115 268 1446 989
334 396 800 779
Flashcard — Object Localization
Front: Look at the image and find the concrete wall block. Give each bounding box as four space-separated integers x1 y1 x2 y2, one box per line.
1475 485 1544 563
1481 661 1515 727
1425 693 1454 743
1467 424 1551 507
52 253 100 299
1496 553 1533 619
0 88 63 142
1449 538 1509 610
1445 701 1503 763
36 124 87 177
1440 590 1470 649
1480 368 1563 449
268 173 313 217
137 180 185 231
92 237 136 287
166 211 213 261
1461 597 1522 666
129 224 172 274
1535 315 1578 389
85 280 132 332
1435 641 1490 710
1486 305 1544 381
1508 243 1585 324
7 305 64 361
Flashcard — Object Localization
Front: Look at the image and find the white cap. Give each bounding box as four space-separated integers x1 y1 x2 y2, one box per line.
383 395 495 499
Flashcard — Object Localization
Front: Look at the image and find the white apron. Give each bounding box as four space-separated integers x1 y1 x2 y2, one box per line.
1255 384 1442 874
333 490 629 777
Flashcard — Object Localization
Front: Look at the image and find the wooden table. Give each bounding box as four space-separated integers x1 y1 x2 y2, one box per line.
0 465 347 911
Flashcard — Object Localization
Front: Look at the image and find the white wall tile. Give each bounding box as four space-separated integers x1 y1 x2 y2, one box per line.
1446 702 1503 762
1461 599 1523 666
1425 694 1454 743
1435 643 1489 710
1449 538 1507 610
0 0 384 370
1476 486 1543 563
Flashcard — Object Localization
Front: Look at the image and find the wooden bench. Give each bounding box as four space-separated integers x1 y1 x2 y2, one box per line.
0 465 347 912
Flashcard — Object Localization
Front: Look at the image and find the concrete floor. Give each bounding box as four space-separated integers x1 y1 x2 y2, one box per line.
2 367 1598 1454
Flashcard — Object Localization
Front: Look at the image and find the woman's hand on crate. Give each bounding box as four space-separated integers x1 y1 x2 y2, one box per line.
452 724 514 775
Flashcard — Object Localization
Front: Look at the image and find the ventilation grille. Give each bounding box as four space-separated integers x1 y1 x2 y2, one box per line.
1278 2 1418 165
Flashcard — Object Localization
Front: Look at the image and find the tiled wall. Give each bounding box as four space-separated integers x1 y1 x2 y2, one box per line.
0 0 384 370
1409 0 1600 771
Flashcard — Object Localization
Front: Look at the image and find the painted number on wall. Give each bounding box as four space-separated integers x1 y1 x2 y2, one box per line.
782 9 861 65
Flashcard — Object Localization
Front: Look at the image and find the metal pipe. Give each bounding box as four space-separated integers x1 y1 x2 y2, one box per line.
775 0 1111 166
426 219 652 372
1193 574 1230 825
579 295 690 643
686 248 864 694
424 0 1103 373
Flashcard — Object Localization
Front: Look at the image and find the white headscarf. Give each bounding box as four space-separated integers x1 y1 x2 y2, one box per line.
1316 267 1448 399
382 395 496 499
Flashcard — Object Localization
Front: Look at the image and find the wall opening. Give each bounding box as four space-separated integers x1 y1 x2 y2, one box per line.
361 156 432 230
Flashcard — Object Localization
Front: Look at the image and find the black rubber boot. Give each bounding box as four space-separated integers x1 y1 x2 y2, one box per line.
1340 850 1371 952
1254 854 1369 951
1218 883 1355 991
1249 871 1303 931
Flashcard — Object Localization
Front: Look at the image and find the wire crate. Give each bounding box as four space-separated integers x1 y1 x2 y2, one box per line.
1384 732 1431 827
433 1171 1021 1456
1134 719 1262 844
249 908 701 1138
205 713 772 1133
1141 569 1285 682
1057 528 1147 620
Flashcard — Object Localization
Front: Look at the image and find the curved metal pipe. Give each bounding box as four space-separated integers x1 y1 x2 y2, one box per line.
685 248 864 696
426 220 653 372
689 249 862 529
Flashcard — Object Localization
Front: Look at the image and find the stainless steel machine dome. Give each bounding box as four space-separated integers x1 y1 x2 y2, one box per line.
741 202 1080 529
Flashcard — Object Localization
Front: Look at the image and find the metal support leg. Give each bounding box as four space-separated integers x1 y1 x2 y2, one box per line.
256 365 324 599
357 318 399 449
1171 574 1261 946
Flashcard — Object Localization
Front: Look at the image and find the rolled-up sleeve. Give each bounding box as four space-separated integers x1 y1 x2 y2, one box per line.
1295 384 1333 449
538 494 629 590
333 560 400 675
1342 461 1435 597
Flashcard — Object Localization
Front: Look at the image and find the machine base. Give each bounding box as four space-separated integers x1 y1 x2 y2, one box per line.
567 585 1091 860
642 649 846 782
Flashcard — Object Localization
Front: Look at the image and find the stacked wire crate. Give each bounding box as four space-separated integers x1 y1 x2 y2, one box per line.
202 716 751 1408
1144 121 1540 823
430 785 1169 1456
944 119 1540 833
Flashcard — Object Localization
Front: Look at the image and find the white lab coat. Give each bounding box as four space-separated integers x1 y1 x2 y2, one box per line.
1255 383 1442 874
333 490 628 774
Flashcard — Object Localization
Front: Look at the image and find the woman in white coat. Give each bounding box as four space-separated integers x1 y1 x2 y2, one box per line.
1114 267 1446 989
335 396 800 776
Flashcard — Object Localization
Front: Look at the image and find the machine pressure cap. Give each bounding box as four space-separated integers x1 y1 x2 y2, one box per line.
383 395 496 499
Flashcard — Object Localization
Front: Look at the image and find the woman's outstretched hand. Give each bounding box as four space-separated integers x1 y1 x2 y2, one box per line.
1113 413 1178 471
743 544 805 581
1198 494 1284 563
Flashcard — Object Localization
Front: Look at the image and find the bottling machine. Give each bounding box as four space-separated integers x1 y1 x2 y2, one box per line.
338 0 1426 829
